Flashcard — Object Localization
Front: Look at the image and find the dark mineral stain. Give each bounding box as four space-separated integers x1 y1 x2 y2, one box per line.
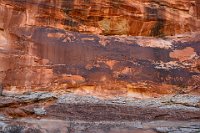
0 84 3 95
174 41 200 54
19 28 197 87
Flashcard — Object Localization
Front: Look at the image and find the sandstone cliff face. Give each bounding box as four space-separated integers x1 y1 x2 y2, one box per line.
0 0 199 97
0 1 200 132
0 0 200 36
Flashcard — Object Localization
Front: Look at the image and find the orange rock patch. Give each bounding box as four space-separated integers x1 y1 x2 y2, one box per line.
169 47 197 61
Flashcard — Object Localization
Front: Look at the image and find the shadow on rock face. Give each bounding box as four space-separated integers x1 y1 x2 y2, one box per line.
0 84 3 96
145 4 166 37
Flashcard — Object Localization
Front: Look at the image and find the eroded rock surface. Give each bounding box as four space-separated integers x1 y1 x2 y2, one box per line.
0 93 200 133
0 0 199 96
1 27 200 98
0 0 200 36
0 0 199 132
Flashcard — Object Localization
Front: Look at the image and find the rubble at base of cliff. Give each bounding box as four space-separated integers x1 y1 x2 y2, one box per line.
0 93 200 132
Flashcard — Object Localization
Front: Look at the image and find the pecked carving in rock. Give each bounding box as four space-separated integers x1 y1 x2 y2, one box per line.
0 0 200 132
0 25 199 97
0 0 199 97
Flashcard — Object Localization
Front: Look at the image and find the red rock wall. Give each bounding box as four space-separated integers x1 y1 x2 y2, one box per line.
0 0 200 36
197 0 200 19
0 0 199 97
0 1 200 132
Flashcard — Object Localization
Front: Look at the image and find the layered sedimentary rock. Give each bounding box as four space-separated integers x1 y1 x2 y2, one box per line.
0 0 200 132
0 93 200 133
1 26 200 97
0 0 200 36
0 0 199 98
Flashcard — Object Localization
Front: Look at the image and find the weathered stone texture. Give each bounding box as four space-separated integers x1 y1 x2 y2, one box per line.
0 1 199 132
0 0 200 36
